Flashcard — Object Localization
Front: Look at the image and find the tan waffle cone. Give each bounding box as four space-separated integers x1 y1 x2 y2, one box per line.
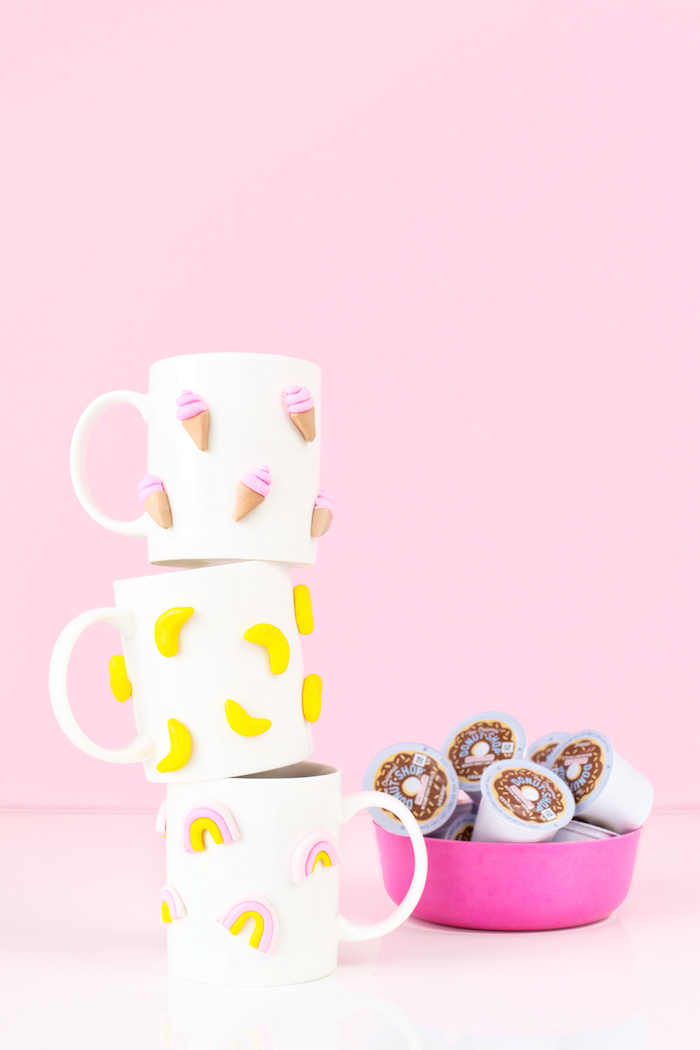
290 406 316 442
181 410 209 451
144 490 172 529
310 506 332 538
233 482 265 522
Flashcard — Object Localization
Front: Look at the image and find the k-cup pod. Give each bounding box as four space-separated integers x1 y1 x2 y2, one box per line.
471 760 576 843
364 743 459 836
434 802 479 842
527 732 571 767
442 712 527 796
553 819 618 843
548 731 654 835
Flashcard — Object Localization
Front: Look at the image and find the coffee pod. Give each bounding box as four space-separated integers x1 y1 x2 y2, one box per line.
364 743 459 836
527 732 571 767
431 801 479 842
471 759 576 843
548 730 653 835
442 712 527 796
553 819 618 843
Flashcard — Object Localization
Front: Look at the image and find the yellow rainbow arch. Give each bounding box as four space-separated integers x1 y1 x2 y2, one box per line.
311 849 333 872
230 910 266 949
182 802 240 853
219 898 278 954
291 830 342 882
159 885 186 923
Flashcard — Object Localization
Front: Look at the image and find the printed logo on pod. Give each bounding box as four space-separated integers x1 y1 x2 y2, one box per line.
448 719 519 785
374 750 449 826
550 738 606 804
491 767 568 824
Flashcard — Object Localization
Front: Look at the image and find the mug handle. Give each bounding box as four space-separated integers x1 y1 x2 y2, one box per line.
338 791 428 942
70 390 150 536
49 607 155 763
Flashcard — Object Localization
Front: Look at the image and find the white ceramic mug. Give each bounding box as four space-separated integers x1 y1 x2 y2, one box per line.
161 762 428 986
71 353 322 567
49 562 313 783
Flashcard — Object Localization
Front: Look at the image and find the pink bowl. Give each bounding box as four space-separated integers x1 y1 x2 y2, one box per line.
375 822 642 931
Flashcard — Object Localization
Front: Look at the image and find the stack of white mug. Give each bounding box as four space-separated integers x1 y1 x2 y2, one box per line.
49 353 427 987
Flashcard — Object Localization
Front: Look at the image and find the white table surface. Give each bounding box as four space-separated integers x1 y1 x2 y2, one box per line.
0 810 696 1048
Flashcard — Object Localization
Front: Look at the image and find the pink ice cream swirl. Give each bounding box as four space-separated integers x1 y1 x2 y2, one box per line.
314 490 335 518
176 389 208 421
285 385 314 414
138 474 166 503
241 465 271 498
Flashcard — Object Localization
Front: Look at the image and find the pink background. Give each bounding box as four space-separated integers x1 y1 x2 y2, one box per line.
1 2 698 812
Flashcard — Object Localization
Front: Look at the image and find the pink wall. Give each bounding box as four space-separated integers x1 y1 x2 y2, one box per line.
2 2 698 811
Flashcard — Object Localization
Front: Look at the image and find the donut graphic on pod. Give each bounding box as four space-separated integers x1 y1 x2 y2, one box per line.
442 711 527 793
363 742 459 836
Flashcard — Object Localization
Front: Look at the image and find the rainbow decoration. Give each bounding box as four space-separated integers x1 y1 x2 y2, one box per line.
218 897 278 954
182 800 241 853
155 799 167 838
291 830 342 883
160 885 186 924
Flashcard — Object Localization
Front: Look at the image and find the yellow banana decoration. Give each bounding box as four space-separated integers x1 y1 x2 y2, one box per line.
243 623 290 674
108 655 132 702
302 674 322 723
224 699 272 737
293 585 314 635
154 607 194 657
156 718 192 772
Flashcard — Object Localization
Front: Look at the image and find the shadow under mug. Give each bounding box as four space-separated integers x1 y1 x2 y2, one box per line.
49 561 313 783
164 972 423 1050
70 352 322 567
163 762 429 986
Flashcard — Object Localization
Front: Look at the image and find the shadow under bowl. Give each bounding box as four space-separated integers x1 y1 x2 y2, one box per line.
374 821 642 931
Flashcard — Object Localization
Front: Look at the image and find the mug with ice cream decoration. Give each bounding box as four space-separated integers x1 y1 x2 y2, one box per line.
70 353 322 567
49 561 317 783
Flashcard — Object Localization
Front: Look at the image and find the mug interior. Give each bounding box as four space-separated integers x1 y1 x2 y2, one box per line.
238 760 337 780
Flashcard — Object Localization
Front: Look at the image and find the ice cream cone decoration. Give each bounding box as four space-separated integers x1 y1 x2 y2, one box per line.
138 474 172 529
285 385 316 442
233 466 271 522
176 389 209 451
311 490 335 537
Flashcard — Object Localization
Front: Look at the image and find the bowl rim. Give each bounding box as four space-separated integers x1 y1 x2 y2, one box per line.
374 819 643 851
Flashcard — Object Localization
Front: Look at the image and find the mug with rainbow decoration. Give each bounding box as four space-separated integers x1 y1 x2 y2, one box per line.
70 352 328 567
49 561 317 783
160 762 428 986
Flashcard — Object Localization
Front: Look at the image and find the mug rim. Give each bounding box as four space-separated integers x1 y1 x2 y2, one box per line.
112 559 287 589
236 760 338 781
150 351 319 371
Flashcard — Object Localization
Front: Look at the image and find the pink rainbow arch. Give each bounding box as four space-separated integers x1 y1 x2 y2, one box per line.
218 897 278 955
291 830 342 883
182 800 240 853
159 885 186 924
